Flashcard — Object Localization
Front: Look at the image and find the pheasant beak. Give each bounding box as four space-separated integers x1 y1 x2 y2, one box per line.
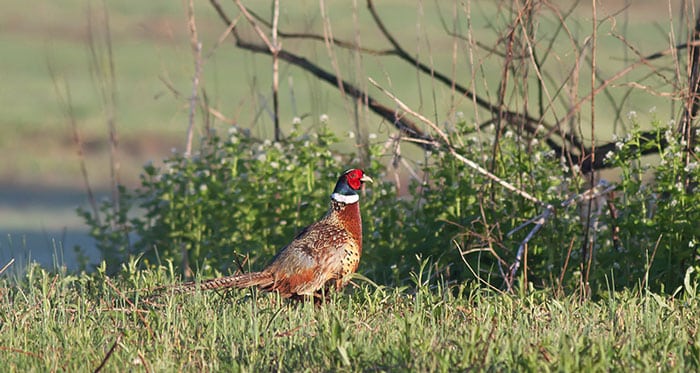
360 174 373 184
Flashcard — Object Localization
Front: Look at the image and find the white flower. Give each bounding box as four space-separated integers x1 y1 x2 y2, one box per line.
292 117 301 125
627 111 637 120
270 161 279 169
369 133 377 140
605 151 615 161
199 184 208 193
347 131 355 139
616 141 624 150
320 114 329 123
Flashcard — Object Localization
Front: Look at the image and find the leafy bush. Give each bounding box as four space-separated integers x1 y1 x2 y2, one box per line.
81 124 360 275
362 123 586 288
364 118 699 293
603 120 700 291
81 116 698 294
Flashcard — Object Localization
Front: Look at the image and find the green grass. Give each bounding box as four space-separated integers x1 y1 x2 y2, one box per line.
1 265 699 371
2 4 697 368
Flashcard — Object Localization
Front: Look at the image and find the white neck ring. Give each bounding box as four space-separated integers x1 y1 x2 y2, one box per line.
331 193 359 204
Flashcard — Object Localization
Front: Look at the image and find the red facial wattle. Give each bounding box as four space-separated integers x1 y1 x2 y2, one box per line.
346 169 363 190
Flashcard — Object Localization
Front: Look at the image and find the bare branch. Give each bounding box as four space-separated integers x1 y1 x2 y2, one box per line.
368 77 543 205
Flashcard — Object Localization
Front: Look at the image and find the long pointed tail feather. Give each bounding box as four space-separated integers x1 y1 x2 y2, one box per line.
189 271 274 291
145 271 274 300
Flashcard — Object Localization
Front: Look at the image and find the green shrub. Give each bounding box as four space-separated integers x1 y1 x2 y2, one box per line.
603 120 700 291
80 117 698 294
363 122 586 288
80 124 359 275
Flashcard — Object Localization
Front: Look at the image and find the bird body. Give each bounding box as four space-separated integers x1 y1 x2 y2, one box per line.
170 169 372 299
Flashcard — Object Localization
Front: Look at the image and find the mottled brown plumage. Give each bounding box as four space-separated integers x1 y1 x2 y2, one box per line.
169 169 372 299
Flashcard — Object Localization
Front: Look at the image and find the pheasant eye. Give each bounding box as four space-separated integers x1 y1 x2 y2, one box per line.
349 169 363 179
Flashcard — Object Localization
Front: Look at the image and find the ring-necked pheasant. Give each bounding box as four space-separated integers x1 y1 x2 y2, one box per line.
164 168 372 300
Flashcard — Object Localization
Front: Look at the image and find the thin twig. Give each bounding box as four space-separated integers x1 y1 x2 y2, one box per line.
605 192 621 252
271 0 281 141
137 351 152 373
557 237 577 297
581 0 599 293
455 241 506 295
93 333 122 373
233 0 275 50
507 206 554 290
105 277 154 337
506 179 616 291
0 345 42 359
0 258 14 276
245 7 396 55
641 235 664 290
88 1 120 218
368 77 543 205
185 0 202 158
47 61 101 224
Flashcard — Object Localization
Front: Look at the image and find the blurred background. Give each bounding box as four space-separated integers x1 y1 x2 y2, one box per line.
0 0 681 271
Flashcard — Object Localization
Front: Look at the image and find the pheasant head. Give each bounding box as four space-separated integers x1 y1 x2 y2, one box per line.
330 168 373 204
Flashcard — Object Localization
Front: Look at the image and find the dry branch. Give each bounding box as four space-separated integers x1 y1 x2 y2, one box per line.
368 78 543 205
209 0 435 147
206 0 693 174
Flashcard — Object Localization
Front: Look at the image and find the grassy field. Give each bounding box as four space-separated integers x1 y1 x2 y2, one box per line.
2 3 698 370
1 265 698 371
